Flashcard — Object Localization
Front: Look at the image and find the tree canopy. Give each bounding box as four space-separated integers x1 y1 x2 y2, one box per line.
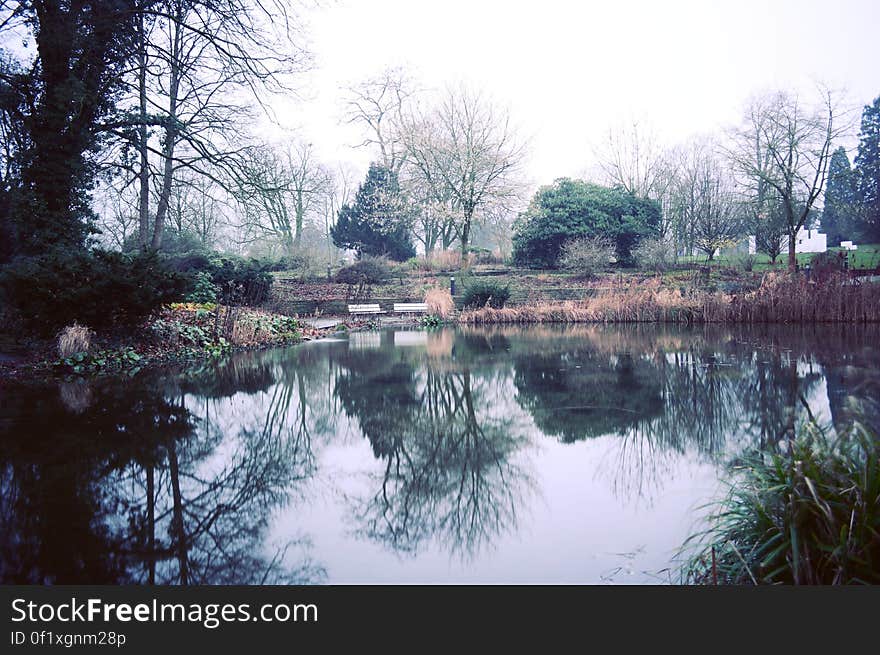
855 95 880 241
330 163 415 261
511 179 661 268
822 147 858 245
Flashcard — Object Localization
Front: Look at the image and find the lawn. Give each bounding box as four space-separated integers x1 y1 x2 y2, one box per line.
678 244 880 271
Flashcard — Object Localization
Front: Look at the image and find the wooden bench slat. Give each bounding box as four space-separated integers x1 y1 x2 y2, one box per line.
393 303 429 313
348 303 386 314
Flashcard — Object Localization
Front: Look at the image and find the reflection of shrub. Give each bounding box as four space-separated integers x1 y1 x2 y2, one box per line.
424 287 454 318
682 422 880 585
633 237 675 272
462 280 511 309
558 236 615 278
334 256 391 285
0 249 188 335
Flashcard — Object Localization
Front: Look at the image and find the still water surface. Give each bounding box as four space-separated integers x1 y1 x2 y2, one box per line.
2 324 878 584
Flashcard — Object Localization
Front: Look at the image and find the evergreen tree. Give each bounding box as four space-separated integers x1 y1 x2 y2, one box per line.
855 95 880 242
822 147 857 245
511 179 661 268
331 163 416 261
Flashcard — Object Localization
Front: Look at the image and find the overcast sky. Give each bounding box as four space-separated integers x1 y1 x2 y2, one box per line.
268 0 879 188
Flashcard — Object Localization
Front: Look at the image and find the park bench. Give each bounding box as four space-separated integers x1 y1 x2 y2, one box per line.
393 302 429 314
348 303 386 315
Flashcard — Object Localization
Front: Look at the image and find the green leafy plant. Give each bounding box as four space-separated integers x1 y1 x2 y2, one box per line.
186 270 219 303
681 422 880 585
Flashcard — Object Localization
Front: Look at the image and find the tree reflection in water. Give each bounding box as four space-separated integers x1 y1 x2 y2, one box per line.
333 335 536 559
2 324 879 582
0 362 324 584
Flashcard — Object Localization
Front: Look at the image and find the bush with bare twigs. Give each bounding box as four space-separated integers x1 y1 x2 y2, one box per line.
558 236 615 278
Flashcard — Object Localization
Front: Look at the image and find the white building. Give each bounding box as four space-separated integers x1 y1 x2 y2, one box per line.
748 226 827 255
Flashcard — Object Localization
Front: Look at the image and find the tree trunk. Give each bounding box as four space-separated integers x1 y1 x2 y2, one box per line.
788 232 797 273
459 210 472 269
150 8 183 251
293 193 303 251
146 464 155 585
137 6 151 249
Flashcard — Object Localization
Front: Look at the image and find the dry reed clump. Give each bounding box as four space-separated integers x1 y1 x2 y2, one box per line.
460 277 711 324
729 272 880 323
411 250 473 272
459 273 880 325
56 322 94 358
424 286 455 318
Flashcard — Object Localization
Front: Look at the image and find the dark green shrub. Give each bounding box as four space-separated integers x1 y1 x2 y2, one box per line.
334 257 392 285
186 271 219 303
207 255 273 305
0 249 189 335
462 280 511 309
164 251 273 305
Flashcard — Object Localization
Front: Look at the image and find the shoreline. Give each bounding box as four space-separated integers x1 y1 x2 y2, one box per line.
3 272 879 381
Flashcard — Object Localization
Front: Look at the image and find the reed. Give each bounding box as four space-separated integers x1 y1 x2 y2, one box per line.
459 273 880 324
424 286 455 318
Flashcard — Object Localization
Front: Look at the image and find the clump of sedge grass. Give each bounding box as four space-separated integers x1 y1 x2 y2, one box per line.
681 422 880 585
424 286 455 318
57 322 93 358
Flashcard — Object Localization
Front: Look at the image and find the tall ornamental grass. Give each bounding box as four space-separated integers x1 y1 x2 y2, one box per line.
682 422 880 585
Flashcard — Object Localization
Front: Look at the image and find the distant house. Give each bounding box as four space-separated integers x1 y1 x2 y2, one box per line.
748 226 828 256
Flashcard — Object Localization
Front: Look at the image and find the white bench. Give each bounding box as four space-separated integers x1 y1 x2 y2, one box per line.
348 303 386 315
393 302 429 314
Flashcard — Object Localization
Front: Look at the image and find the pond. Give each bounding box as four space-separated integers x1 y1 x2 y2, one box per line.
2 324 878 584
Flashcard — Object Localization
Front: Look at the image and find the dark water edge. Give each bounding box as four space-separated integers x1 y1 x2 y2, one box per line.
1 323 878 584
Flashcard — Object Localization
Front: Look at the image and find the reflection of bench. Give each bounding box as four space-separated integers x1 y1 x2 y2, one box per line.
393 302 428 314
348 303 385 315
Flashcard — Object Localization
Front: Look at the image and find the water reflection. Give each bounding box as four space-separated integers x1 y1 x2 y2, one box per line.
1 323 878 583
334 344 534 558
0 372 322 584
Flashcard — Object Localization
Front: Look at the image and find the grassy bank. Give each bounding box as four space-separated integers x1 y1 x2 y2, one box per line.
681 422 880 585
0 303 320 379
459 273 880 324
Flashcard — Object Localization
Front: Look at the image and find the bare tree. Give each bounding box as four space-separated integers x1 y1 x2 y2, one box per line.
668 139 743 260
320 162 357 273
398 141 459 254
726 87 849 271
233 141 331 257
401 85 526 264
594 120 675 201
343 67 414 174
108 0 311 250
167 171 227 246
